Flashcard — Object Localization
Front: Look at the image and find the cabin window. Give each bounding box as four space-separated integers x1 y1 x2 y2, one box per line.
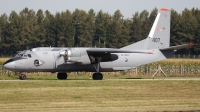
28 54 32 58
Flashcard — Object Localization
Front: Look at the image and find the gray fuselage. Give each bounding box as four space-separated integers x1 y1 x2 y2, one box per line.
3 47 174 73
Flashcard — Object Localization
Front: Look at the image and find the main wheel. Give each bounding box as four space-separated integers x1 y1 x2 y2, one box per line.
92 73 103 80
19 74 27 80
57 73 67 80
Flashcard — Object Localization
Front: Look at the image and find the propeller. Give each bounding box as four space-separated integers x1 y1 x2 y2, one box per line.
57 49 72 63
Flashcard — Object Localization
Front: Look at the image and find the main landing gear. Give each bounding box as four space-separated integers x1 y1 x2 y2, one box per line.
92 73 103 80
56 62 103 80
57 73 67 80
56 72 102 80
92 63 103 80
19 73 27 80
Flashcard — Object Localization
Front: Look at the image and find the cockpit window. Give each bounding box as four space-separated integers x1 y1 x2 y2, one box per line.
15 54 23 57
28 54 31 58
15 54 31 58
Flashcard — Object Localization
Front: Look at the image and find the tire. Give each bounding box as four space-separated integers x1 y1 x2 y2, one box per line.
19 74 27 80
98 73 103 80
92 73 103 80
57 73 67 80
92 73 97 80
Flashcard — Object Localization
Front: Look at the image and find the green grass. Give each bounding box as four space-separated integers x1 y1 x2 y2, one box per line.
0 79 200 111
1 58 200 111
0 73 151 80
0 58 8 63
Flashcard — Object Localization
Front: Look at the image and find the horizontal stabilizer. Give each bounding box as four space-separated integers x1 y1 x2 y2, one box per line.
87 48 153 54
160 43 194 51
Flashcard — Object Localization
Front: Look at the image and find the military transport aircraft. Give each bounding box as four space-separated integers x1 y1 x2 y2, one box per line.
3 8 193 80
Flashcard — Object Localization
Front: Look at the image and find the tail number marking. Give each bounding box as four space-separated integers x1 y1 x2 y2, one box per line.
152 38 160 42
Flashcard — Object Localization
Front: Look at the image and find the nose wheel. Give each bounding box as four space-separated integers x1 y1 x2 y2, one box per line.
19 74 27 80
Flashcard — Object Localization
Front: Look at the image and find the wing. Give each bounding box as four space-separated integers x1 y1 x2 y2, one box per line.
87 48 153 64
87 48 153 54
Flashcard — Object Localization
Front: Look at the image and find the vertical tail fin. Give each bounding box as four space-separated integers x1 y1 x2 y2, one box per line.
121 8 171 50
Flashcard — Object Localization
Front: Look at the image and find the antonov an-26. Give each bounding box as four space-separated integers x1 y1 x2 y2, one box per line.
3 8 193 80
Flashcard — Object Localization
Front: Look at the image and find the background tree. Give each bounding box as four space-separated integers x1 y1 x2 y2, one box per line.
107 10 124 48
35 9 46 47
192 8 200 54
140 10 150 39
130 12 142 43
95 11 112 48
3 11 19 54
175 8 198 54
72 9 89 47
0 7 199 56
0 14 8 55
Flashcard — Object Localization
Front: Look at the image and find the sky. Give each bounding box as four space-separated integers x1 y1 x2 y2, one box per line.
0 0 200 19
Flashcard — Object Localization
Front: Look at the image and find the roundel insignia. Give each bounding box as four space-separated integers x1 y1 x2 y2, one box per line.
34 59 45 66
157 28 162 32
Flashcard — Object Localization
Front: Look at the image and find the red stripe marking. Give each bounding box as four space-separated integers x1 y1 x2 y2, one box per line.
187 43 195 46
148 52 153 54
160 8 170 12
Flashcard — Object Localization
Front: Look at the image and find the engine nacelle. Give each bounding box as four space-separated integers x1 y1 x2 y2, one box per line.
59 48 92 65
67 57 81 62
60 50 71 57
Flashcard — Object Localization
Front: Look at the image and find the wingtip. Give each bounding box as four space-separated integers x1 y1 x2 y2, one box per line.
187 43 195 46
160 8 170 12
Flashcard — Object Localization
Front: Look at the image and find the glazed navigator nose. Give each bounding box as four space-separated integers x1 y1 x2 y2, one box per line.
3 59 15 70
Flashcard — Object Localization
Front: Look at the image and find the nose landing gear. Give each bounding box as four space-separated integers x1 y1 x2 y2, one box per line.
19 73 27 80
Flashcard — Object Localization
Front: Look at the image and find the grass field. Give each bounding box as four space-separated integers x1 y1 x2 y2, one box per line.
0 79 200 112
1 58 200 111
0 58 8 65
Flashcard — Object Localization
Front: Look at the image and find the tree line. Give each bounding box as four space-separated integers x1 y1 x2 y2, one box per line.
0 7 200 56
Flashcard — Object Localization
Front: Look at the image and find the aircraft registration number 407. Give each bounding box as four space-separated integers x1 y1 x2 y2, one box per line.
152 38 160 42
